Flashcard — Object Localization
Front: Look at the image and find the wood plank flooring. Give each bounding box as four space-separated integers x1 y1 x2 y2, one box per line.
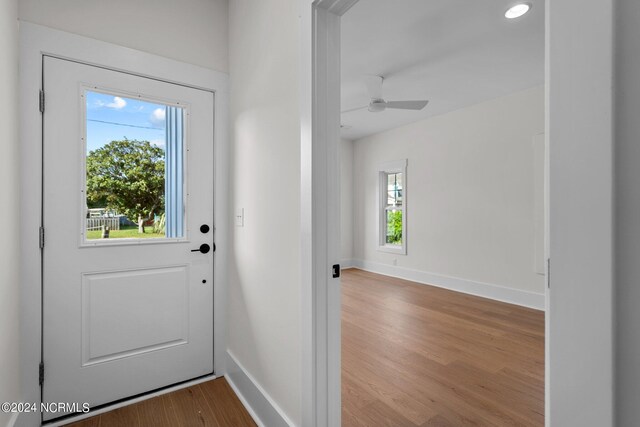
342 268 545 427
65 268 543 426
64 378 256 427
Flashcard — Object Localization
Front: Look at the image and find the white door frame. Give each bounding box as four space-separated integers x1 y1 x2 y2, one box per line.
300 0 615 426
19 22 230 427
300 1 358 426
546 0 614 425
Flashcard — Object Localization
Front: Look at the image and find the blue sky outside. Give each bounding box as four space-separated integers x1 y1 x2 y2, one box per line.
86 91 167 153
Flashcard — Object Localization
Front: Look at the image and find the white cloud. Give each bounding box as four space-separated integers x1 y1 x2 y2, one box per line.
150 107 166 125
106 96 127 109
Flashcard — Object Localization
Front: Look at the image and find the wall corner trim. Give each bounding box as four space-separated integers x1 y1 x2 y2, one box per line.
351 260 545 311
224 351 296 427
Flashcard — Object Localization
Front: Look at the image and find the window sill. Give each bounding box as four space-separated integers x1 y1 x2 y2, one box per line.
378 244 406 255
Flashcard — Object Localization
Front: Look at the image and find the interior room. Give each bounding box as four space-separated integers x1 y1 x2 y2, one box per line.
0 0 634 426
339 1 546 424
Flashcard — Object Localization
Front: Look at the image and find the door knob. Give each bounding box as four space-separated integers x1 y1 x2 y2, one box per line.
191 244 211 254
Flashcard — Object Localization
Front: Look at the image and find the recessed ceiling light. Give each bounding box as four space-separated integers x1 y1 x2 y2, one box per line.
505 3 531 19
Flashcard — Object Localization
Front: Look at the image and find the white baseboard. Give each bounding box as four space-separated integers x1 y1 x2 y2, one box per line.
225 351 295 427
351 259 545 311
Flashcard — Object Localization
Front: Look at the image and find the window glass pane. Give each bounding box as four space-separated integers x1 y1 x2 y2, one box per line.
386 172 403 207
385 208 403 245
84 90 184 240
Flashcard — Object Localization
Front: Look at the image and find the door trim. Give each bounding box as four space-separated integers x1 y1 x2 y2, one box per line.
19 22 230 426
300 1 355 426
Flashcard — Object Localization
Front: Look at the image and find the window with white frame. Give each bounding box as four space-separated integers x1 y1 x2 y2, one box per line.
379 159 407 254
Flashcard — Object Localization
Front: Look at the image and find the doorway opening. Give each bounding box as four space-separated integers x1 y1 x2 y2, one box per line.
339 0 546 425
303 0 616 423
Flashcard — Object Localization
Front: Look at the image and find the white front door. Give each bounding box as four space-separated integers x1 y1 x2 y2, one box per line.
42 56 215 421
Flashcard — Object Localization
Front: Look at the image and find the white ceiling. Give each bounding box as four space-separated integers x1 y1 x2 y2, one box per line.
340 0 544 140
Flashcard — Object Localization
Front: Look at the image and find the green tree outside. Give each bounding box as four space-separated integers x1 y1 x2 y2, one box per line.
86 139 165 233
387 210 403 245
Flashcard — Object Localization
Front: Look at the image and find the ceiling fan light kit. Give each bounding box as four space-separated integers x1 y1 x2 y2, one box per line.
342 74 430 114
368 99 386 113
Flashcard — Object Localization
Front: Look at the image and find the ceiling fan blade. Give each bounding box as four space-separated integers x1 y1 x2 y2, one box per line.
363 75 383 100
383 100 429 110
341 105 368 114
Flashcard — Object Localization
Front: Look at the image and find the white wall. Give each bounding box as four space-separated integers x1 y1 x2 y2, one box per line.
0 0 20 425
351 86 545 301
340 139 354 264
18 0 228 72
615 0 640 423
228 0 301 425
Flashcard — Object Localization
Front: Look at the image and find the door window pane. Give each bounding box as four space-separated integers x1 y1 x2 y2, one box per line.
84 90 184 240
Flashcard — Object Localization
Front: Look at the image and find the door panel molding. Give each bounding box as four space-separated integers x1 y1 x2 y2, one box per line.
81 265 190 366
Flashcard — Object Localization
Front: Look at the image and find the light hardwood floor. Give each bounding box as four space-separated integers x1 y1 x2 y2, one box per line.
64 378 256 427
342 268 545 427
66 268 543 426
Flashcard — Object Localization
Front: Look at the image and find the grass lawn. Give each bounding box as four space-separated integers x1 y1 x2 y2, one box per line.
86 225 164 240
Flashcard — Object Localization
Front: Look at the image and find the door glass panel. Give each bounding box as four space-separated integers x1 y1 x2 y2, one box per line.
84 90 184 240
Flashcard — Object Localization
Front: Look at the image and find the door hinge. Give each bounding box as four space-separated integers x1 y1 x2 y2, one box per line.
39 226 45 249
39 362 44 386
547 258 551 288
39 90 45 113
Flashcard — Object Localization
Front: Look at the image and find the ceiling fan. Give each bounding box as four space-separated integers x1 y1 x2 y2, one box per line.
342 75 429 114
